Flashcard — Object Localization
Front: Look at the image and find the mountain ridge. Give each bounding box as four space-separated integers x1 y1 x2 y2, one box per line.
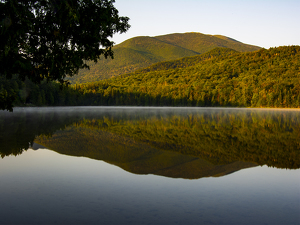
68 32 261 84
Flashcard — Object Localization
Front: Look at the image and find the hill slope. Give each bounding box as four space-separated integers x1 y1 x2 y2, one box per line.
155 32 260 53
67 32 260 84
75 46 300 108
135 47 238 73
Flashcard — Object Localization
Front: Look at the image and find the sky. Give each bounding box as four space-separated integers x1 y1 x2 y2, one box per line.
111 0 300 49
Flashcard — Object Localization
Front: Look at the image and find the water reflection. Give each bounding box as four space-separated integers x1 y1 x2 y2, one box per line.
1 107 299 225
1 107 299 173
1 148 298 225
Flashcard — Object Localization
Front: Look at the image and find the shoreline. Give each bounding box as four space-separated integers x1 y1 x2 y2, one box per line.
9 105 300 112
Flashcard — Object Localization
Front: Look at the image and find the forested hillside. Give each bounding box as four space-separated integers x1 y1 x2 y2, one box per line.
2 46 300 109
135 47 238 73
155 33 260 53
73 46 300 108
67 32 260 83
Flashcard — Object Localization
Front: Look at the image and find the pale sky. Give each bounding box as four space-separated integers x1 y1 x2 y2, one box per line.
111 0 300 49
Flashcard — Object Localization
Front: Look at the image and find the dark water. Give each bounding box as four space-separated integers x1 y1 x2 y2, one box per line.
0 107 299 225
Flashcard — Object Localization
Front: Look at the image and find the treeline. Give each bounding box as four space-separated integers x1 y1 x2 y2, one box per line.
0 75 80 110
1 46 300 109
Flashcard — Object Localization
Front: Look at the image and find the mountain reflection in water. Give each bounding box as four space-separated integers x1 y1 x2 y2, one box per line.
1 106 299 225
0 107 299 178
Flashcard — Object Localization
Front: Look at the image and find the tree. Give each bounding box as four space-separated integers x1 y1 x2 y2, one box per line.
0 0 130 110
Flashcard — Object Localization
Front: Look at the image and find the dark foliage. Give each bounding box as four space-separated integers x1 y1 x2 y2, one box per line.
0 0 130 110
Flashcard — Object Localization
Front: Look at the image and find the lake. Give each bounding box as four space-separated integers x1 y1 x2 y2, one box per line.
0 107 299 225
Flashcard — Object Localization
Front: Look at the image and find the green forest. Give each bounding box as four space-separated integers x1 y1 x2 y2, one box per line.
1 45 299 109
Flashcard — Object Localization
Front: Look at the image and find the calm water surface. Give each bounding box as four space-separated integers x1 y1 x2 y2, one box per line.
0 107 299 225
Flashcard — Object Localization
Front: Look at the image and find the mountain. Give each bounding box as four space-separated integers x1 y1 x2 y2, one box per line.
154 32 260 53
67 32 261 84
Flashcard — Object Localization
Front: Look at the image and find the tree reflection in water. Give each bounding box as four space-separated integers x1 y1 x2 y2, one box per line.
1 107 299 174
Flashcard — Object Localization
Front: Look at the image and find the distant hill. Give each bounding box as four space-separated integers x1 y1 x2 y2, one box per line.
67 32 260 84
154 32 260 53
